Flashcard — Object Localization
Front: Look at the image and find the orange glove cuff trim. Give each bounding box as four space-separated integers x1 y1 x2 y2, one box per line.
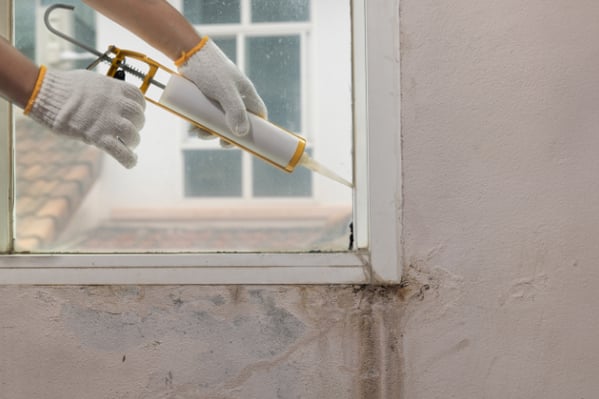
24 65 47 115
175 36 210 67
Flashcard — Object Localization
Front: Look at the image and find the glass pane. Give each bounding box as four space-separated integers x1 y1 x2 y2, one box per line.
252 0 309 22
183 0 240 25
253 150 312 197
213 37 237 64
246 35 301 132
40 0 96 69
12 0 353 253
183 149 242 197
14 0 35 60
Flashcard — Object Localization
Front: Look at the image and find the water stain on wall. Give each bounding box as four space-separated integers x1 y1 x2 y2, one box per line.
1 284 407 398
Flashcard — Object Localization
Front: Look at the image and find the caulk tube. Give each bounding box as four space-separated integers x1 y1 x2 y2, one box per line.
159 74 306 172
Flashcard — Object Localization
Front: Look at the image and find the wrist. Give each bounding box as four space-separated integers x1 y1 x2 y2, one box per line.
175 36 210 67
23 65 47 115
25 68 73 128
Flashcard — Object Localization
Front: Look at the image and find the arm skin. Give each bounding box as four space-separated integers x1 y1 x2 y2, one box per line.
0 37 41 109
83 0 202 61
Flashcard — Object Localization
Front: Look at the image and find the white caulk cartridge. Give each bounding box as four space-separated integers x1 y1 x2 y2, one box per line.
159 75 305 173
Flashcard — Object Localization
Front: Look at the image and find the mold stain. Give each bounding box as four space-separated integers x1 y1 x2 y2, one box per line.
56 285 407 397
349 285 404 398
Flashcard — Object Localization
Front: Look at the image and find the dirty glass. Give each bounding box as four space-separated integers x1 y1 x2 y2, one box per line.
184 150 242 197
183 0 240 25
12 0 353 253
246 35 301 132
40 0 96 69
213 37 237 63
14 1 35 59
253 150 312 197
251 0 310 22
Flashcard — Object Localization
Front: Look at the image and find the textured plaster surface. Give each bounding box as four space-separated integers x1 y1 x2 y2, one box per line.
0 285 402 399
400 0 599 397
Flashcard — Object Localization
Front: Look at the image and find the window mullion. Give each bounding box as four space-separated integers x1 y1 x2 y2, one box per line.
352 0 369 251
0 103 12 253
236 29 252 198
300 31 308 138
242 152 252 198
241 0 250 24
0 0 14 252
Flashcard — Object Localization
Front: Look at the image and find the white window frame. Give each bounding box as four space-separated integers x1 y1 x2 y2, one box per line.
0 0 402 285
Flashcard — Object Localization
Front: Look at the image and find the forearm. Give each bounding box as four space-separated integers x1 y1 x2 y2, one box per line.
83 0 201 61
0 38 41 109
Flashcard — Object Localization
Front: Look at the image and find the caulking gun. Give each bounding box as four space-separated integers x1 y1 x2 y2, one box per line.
44 4 352 188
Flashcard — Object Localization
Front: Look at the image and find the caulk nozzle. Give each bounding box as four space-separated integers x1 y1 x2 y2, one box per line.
298 153 353 188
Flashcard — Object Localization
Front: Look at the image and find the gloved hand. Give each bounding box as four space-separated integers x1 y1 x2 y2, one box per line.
175 37 267 141
24 66 146 169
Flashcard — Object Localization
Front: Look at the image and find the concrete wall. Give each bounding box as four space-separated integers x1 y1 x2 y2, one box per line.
399 0 599 397
4 0 599 398
0 285 403 398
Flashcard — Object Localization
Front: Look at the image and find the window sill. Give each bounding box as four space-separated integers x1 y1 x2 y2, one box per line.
0 251 370 284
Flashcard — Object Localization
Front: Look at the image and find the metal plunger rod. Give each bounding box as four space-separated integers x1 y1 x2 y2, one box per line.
44 4 166 89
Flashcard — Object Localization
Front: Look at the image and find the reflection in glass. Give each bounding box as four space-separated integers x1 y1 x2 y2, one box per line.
183 0 240 25
184 149 242 197
253 150 312 197
251 0 310 22
212 37 237 63
14 0 35 59
246 36 301 132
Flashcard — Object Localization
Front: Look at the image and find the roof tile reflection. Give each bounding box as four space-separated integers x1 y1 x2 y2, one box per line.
14 118 103 251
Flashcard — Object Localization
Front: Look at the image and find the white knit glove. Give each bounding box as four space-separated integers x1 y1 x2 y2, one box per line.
25 66 146 169
176 37 267 140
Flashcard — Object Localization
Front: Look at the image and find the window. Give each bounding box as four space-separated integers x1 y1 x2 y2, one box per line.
181 1 314 199
0 0 401 284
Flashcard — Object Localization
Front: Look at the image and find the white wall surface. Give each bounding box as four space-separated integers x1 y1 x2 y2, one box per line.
399 0 599 397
